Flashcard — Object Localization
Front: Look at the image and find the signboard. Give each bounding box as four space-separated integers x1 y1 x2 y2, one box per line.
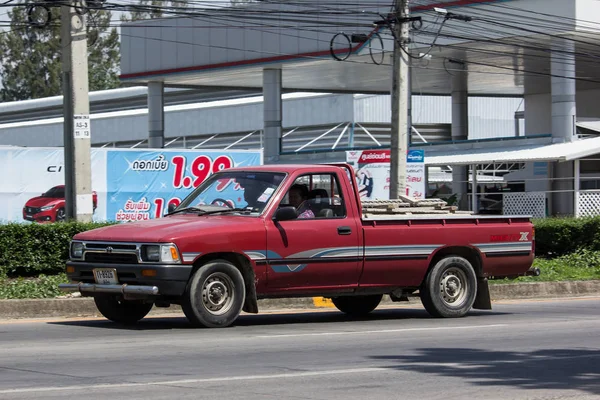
74 115 91 139
406 149 426 199
106 149 261 221
0 147 262 224
346 149 426 200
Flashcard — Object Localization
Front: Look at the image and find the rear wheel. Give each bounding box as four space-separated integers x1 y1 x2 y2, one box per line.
420 256 477 318
182 260 245 328
94 296 153 324
331 294 382 316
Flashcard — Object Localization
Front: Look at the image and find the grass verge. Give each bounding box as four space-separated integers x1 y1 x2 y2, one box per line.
491 249 600 284
0 274 69 299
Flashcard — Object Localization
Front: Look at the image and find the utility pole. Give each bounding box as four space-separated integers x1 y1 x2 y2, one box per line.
389 0 410 199
61 2 93 222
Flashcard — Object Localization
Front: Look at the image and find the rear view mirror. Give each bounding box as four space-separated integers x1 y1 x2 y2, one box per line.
273 206 297 222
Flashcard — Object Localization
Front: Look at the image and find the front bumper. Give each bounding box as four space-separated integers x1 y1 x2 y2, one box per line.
62 260 193 297
59 282 160 296
23 209 55 222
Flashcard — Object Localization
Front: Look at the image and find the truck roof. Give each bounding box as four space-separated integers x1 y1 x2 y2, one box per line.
228 164 346 174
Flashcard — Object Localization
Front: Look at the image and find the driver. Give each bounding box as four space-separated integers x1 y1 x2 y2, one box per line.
238 179 271 210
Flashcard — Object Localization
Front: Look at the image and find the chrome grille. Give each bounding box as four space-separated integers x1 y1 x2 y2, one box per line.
81 242 140 264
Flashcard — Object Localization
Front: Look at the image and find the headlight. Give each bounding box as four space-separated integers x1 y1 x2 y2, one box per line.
142 244 180 263
40 205 55 211
71 242 84 258
145 245 161 262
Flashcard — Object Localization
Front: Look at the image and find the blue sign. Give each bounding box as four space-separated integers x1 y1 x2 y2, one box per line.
106 149 262 222
407 149 425 163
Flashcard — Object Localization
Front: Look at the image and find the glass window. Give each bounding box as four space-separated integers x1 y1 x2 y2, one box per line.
177 171 286 215
279 174 346 219
43 186 65 198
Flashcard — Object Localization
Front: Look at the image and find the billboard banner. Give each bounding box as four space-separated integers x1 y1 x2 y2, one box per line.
105 149 262 222
0 147 106 224
0 147 261 224
346 149 426 200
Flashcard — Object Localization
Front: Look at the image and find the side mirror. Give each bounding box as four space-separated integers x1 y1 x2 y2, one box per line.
273 206 297 222
167 203 177 213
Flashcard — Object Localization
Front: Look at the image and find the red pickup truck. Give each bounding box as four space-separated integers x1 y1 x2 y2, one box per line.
60 164 535 328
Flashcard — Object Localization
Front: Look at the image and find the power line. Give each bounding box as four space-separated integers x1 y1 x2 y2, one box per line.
3 0 600 88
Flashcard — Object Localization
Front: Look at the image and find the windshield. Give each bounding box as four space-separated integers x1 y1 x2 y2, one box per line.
175 171 286 215
42 186 65 198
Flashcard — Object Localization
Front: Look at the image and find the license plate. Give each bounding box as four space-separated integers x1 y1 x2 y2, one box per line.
93 268 119 285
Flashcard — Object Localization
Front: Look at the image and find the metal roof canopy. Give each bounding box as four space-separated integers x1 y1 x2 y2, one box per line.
119 0 600 96
423 136 600 166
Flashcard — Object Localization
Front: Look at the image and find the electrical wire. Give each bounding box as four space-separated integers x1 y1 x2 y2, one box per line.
2 0 600 87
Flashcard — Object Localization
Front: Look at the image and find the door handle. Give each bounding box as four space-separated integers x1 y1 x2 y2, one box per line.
337 226 352 235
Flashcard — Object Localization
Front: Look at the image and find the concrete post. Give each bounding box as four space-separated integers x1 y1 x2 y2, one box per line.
452 62 469 210
61 4 93 222
263 69 282 164
551 38 576 215
148 81 164 149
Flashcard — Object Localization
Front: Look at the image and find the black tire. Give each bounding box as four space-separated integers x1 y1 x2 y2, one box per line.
94 296 153 324
331 294 382 316
181 260 245 328
56 208 66 222
420 256 478 318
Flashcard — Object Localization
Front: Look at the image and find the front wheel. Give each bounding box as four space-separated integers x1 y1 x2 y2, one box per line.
94 296 153 324
331 294 382 316
181 260 246 328
420 256 477 318
55 207 66 222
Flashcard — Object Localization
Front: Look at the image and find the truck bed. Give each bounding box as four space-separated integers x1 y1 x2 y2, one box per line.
360 198 530 221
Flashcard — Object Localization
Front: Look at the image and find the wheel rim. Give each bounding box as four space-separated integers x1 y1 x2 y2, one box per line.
439 266 468 307
56 209 65 222
201 272 235 316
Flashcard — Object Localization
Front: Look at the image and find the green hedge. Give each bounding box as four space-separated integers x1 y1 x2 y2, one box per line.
1 216 600 278
0 222 115 278
533 216 600 258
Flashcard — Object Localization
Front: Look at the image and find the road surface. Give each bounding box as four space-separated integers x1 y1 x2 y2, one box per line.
0 297 599 399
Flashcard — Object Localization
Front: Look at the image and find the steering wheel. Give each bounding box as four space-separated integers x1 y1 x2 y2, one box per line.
211 198 234 208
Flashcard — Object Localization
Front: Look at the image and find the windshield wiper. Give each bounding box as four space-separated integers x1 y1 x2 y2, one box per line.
164 206 205 216
197 208 253 216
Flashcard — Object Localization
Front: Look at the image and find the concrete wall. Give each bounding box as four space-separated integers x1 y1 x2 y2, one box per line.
524 93 551 135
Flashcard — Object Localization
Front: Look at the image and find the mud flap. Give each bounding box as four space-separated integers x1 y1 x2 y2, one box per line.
473 277 492 310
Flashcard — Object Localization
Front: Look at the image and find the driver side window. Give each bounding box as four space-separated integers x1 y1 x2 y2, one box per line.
279 174 346 219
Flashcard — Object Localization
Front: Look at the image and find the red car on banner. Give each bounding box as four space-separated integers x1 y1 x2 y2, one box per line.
23 185 98 223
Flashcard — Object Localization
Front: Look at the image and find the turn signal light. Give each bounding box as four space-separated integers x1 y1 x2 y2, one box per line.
141 269 157 277
66 266 75 273
170 246 179 261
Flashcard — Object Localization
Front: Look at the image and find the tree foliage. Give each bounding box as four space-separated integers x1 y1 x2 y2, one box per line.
0 3 120 101
121 0 190 22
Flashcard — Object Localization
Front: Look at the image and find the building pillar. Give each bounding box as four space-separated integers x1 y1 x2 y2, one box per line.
148 81 164 148
551 38 576 215
452 62 469 210
263 69 282 164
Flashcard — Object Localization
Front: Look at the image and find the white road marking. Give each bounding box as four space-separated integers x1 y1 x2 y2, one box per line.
255 324 507 338
0 367 391 394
